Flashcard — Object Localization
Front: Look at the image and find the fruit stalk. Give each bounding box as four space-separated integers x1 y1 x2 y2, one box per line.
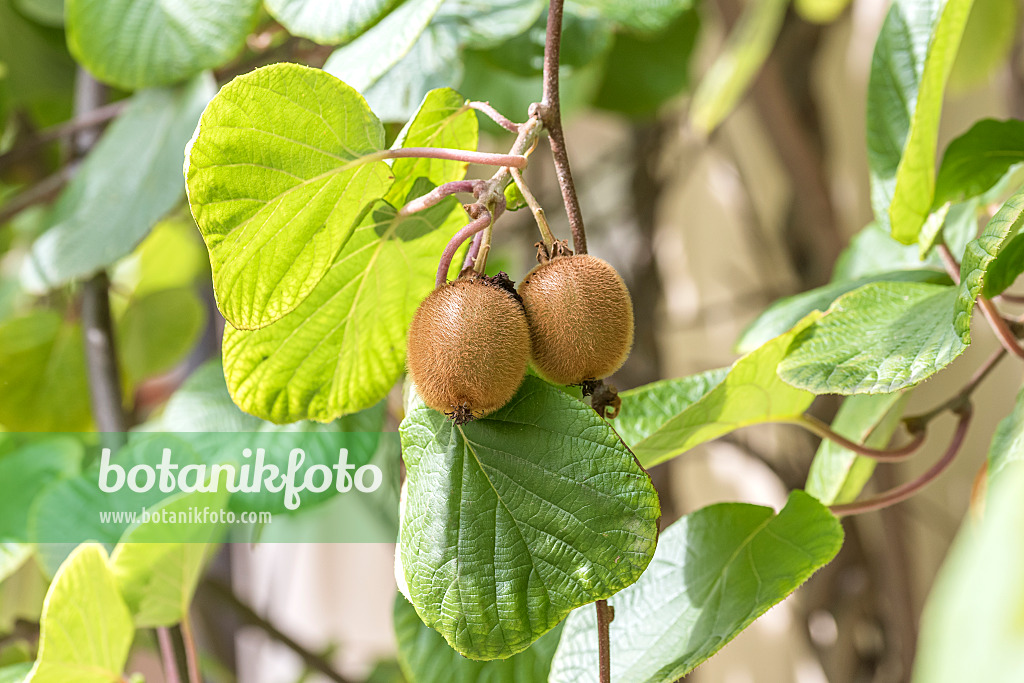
435 210 493 288
398 179 481 216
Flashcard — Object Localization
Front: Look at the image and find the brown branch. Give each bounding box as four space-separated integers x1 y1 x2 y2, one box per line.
830 404 973 517
538 0 587 254
180 614 202 683
0 167 72 227
0 100 126 170
199 579 353 683
595 599 613 683
468 101 520 132
787 414 926 462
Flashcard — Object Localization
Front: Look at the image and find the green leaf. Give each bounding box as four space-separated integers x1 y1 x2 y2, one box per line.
917 197 979 258
988 385 1024 480
117 287 206 385
222 89 476 422
22 74 216 291
503 181 528 211
631 315 819 468
613 367 729 447
805 392 909 504
185 63 394 330
265 0 399 44
394 594 562 682
111 215 209 299
13 0 63 26
867 0 974 244
934 119 1024 207
27 544 133 683
593 8 700 118
984 232 1024 297
781 187 1024 394
66 0 260 89
736 270 950 354
157 359 263 432
0 311 91 431
0 663 31 683
0 0 74 113
948 0 1017 92
690 0 788 135
573 0 694 32
548 491 844 683
0 438 83 541
399 376 660 660
912 462 1024 683
110 490 226 627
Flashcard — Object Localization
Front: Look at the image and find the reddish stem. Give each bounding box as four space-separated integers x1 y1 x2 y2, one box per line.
399 180 480 216
435 211 492 288
383 147 527 168
468 101 520 132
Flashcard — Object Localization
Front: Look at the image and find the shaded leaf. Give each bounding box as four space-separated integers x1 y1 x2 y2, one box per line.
549 491 844 683
399 376 660 659
27 544 133 683
265 0 399 45
948 0 1017 91
185 63 393 330
988 384 1024 480
573 0 694 32
117 287 205 385
66 0 260 89
631 315 819 468
0 311 91 431
394 594 562 682
0 437 82 541
23 74 216 291
613 367 729 447
934 119 1024 207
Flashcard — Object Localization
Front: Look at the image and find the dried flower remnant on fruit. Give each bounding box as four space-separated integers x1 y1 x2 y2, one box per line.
518 254 634 385
407 273 531 423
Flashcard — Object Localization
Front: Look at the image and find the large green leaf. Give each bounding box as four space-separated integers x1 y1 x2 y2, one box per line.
690 0 788 135
22 74 216 291
736 270 950 354
573 0 694 32
988 385 1024 480
66 0 260 89
983 232 1024 297
631 315 819 468
0 663 31 683
948 0 1017 91
613 367 729 447
912 462 1024 683
0 0 74 113
934 119 1024 207
265 0 399 44
222 88 476 422
394 594 562 682
399 376 660 660
0 311 91 431
548 491 844 683
805 392 909 505
867 0 974 244
780 188 1024 394
27 544 133 683
0 438 83 541
110 489 226 627
185 63 394 330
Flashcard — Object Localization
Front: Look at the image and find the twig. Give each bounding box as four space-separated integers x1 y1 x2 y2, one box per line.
785 414 926 462
199 579 353 683
381 147 527 168
936 243 962 284
538 0 587 254
181 614 202 683
398 180 481 216
595 600 613 683
830 403 973 517
157 627 182 683
0 100 126 170
435 210 493 287
906 347 1007 428
0 167 72 227
468 101 521 132
461 230 485 272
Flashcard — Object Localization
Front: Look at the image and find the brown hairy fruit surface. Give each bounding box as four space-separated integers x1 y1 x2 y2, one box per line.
518 254 634 385
406 275 531 422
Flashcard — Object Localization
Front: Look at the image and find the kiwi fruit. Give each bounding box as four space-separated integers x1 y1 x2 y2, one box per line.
407 273 531 423
517 254 634 385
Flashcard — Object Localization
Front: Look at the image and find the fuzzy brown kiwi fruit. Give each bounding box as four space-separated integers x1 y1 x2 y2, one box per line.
517 254 634 385
406 273 531 423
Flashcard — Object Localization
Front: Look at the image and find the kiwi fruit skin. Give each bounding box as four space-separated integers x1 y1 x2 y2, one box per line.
518 254 634 385
406 275 531 422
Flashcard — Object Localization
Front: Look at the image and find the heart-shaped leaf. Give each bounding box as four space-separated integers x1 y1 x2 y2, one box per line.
186 63 395 330
399 377 661 660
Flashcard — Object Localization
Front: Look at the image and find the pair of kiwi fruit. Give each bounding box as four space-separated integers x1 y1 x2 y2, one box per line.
406 254 634 423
